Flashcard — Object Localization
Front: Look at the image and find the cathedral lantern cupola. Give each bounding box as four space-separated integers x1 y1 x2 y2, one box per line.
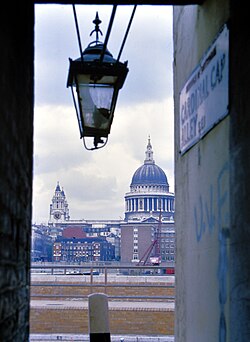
144 136 154 164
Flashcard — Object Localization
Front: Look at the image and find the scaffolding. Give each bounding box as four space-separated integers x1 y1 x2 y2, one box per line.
137 210 162 266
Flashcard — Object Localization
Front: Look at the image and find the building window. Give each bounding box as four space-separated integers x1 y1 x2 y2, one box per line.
139 199 143 210
154 198 157 210
158 198 162 210
133 254 138 260
149 198 152 211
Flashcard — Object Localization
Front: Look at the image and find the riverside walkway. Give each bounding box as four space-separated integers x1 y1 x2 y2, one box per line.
30 299 175 311
30 266 175 338
30 333 174 341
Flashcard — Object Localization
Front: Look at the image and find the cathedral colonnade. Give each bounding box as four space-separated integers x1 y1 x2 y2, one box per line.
125 195 174 214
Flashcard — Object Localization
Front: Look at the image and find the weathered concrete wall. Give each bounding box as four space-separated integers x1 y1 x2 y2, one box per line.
173 1 231 341
0 1 34 341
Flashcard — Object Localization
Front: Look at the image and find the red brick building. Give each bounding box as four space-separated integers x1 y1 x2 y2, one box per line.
62 226 87 239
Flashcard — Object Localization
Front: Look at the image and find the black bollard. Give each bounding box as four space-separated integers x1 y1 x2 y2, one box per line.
88 293 111 342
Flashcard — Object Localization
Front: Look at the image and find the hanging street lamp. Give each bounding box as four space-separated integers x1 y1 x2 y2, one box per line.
67 11 129 150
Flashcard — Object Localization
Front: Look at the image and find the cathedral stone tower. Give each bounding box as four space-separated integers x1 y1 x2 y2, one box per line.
49 182 70 225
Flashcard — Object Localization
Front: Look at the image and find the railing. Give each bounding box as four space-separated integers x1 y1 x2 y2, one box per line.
30 264 175 301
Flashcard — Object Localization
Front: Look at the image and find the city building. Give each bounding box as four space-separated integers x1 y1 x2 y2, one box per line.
53 236 115 263
31 225 53 262
48 182 121 236
121 138 175 264
32 138 175 265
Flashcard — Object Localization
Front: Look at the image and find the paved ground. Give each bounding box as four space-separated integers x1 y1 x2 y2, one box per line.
29 333 175 341
30 300 175 311
31 274 175 284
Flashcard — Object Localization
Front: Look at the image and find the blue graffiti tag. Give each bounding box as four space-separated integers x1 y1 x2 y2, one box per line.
193 161 230 340
194 184 216 242
217 161 230 342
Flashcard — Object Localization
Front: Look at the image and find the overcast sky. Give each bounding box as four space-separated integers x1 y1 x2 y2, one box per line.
33 4 174 224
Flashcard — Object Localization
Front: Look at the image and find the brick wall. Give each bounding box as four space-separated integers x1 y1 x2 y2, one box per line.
0 2 34 341
30 307 174 335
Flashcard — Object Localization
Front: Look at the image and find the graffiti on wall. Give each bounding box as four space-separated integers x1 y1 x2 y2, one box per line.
193 161 230 341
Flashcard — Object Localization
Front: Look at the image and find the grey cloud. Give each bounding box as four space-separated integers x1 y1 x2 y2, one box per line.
35 5 173 107
33 5 174 223
62 171 118 202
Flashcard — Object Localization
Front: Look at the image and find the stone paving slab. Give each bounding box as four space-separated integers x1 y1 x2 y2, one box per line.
30 333 175 341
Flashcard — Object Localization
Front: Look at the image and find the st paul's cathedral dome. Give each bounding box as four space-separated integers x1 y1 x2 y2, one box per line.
124 138 174 221
131 138 169 190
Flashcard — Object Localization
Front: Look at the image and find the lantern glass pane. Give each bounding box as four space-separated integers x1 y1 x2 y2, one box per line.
89 84 114 110
78 84 114 130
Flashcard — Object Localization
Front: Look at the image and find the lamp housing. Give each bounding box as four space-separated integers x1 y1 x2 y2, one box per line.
67 41 128 149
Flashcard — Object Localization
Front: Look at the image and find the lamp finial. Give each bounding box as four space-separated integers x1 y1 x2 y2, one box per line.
90 12 103 43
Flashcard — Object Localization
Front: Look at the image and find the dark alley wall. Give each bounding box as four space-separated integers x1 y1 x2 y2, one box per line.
229 2 250 340
0 2 34 340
